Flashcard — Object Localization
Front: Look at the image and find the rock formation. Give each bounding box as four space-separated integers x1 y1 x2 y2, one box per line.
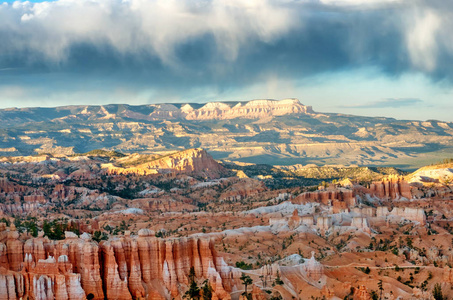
0 229 237 300
292 188 355 212
157 99 314 121
368 176 412 200
351 217 371 234
105 148 226 178
2 99 453 166
301 216 314 226
317 216 332 232
250 285 267 300
351 207 375 217
354 285 371 300
377 206 426 224
302 252 324 281
288 209 302 228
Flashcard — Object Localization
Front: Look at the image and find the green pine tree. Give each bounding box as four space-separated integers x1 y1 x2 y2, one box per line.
201 279 213 300
240 273 253 300
184 267 200 299
432 283 443 300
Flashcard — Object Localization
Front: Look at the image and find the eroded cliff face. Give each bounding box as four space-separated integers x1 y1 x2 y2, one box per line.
376 206 426 224
104 148 227 178
368 176 412 200
0 178 45 215
178 99 314 120
91 99 312 122
292 188 355 213
0 229 237 300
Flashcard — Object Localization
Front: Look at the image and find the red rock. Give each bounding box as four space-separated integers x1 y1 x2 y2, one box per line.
292 188 355 212
251 285 267 300
5 229 23 272
0 273 17 300
101 243 131 300
288 209 302 228
0 230 237 299
106 148 226 178
354 285 371 300
368 176 412 200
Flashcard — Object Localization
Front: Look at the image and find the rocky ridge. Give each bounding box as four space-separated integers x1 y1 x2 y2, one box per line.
153 99 313 120
105 148 226 177
0 99 313 125
1 99 453 167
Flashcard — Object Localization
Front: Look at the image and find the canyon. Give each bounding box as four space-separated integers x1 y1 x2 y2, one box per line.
0 100 452 299
0 147 452 299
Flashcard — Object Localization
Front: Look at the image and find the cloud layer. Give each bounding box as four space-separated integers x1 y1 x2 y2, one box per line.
1 0 295 67
342 98 424 109
0 0 453 113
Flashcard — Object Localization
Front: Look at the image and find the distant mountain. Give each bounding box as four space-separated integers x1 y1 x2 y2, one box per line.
0 99 452 168
0 99 312 125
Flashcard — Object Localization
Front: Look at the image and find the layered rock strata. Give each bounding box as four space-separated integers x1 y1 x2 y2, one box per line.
0 230 237 300
292 188 355 213
153 99 314 121
376 207 426 224
368 176 412 200
104 148 226 177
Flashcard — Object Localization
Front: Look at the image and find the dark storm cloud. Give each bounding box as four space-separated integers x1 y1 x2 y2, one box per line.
341 98 424 108
0 0 452 100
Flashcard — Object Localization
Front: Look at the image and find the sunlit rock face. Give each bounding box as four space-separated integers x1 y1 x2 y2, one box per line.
368 176 412 200
104 148 227 178
1 99 453 167
181 99 314 120
0 230 237 300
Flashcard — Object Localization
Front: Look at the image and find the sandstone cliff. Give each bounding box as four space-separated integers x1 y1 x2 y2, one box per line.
0 229 238 300
104 148 226 178
292 188 355 213
368 176 412 200
376 206 426 224
178 99 313 120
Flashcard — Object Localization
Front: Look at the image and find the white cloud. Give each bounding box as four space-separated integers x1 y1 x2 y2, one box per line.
406 9 441 72
0 0 296 65
319 0 401 7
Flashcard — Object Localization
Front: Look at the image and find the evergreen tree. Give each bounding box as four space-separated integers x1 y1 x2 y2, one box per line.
378 280 383 300
432 283 443 300
184 267 200 299
273 271 284 285
240 273 253 300
42 220 51 237
201 279 213 300
370 290 379 300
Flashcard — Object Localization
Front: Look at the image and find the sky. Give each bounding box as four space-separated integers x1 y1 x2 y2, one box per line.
1 0 453 121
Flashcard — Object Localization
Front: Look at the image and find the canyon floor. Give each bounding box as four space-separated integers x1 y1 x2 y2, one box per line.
0 148 452 299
